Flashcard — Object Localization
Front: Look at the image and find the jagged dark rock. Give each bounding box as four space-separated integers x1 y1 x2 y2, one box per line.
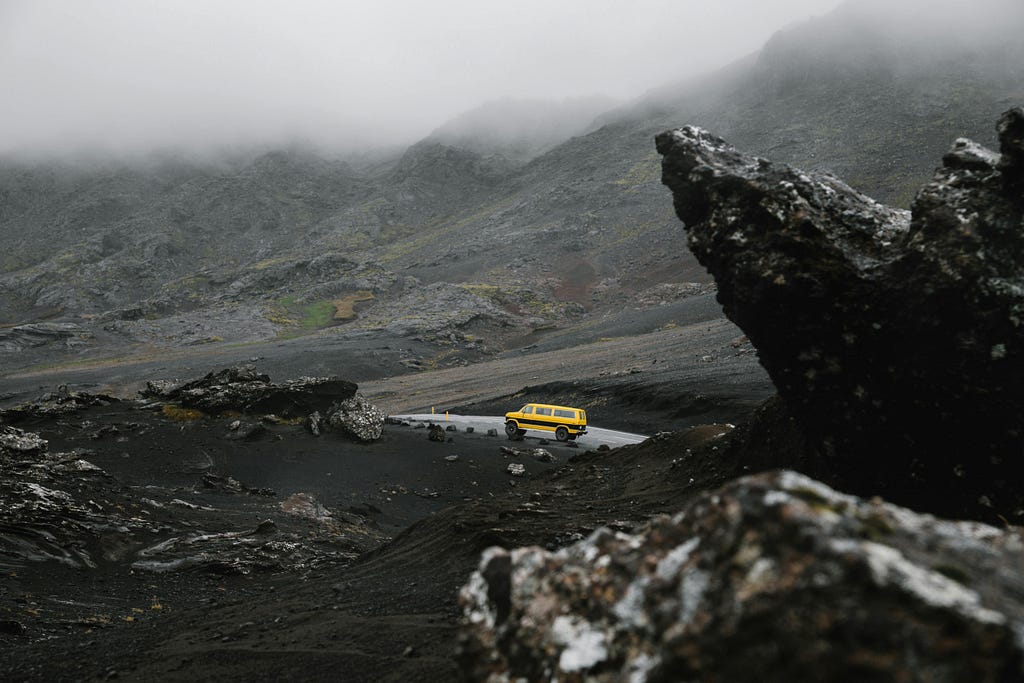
139 365 357 418
224 420 268 442
656 109 1024 522
499 446 556 463
0 426 48 455
307 410 325 436
202 473 274 497
325 393 385 442
459 470 1024 682
0 417 379 578
998 108 1024 186
1 386 118 422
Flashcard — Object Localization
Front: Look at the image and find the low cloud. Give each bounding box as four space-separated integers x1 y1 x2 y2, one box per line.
1 0 844 157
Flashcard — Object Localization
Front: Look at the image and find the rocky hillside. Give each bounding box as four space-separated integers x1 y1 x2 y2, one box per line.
627 0 1024 206
1 0 1021 373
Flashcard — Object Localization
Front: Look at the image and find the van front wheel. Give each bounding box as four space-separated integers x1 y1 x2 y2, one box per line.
505 421 519 438
555 426 569 442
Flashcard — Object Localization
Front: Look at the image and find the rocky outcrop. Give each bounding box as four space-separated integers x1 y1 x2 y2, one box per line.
1 386 119 421
0 426 48 454
0 421 381 576
0 323 89 352
140 365 357 418
656 109 1024 522
459 470 1024 682
325 394 385 442
141 366 388 441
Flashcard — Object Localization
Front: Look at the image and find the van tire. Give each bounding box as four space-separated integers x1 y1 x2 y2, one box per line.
505 421 519 438
555 426 569 442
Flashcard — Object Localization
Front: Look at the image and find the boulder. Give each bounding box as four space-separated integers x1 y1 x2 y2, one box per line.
506 463 525 477
459 470 1024 682
140 365 357 418
224 421 268 442
279 492 333 523
427 424 446 442
325 394 386 442
656 109 1024 522
0 426 48 455
307 411 324 436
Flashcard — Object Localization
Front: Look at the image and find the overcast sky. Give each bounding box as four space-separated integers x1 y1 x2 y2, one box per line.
0 0 843 156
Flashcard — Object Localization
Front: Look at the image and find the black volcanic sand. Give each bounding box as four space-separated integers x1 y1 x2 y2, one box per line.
0 298 778 681
0 401 583 681
2 400 758 682
24 404 562 533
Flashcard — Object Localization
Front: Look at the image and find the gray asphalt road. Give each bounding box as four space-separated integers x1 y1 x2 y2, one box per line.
392 413 648 450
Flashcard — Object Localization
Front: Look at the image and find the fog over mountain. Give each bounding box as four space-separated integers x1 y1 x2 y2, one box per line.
0 0 842 158
427 96 620 163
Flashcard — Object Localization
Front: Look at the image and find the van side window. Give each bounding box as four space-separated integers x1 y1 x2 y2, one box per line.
522 406 533 414
554 409 575 419
536 407 552 417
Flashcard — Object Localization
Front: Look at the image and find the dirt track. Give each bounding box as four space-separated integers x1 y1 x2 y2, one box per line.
363 317 770 429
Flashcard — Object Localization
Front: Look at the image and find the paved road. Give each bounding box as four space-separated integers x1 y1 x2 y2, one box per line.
392 413 649 450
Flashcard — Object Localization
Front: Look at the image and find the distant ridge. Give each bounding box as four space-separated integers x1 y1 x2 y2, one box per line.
1 0 1021 370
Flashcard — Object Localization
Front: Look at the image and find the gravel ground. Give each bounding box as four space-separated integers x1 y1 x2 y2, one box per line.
0 302 776 681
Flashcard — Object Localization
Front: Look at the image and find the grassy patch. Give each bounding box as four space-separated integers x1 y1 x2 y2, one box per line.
300 300 336 329
162 405 205 421
266 294 364 335
332 291 374 320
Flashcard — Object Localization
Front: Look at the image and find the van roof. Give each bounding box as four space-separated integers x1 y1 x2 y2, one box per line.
525 403 583 412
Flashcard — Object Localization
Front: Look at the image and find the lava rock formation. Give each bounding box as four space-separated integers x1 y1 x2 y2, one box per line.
460 470 1024 682
656 108 1024 522
139 364 358 418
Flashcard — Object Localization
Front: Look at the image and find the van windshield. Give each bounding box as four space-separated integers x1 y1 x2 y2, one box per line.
521 405 533 414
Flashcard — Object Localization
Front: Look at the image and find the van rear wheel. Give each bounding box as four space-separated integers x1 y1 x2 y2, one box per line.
555 426 569 442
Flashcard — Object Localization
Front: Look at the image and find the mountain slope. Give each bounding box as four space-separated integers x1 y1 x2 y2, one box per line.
1 0 1022 373
426 96 619 162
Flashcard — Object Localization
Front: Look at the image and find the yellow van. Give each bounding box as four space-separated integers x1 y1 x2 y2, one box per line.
504 403 587 442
